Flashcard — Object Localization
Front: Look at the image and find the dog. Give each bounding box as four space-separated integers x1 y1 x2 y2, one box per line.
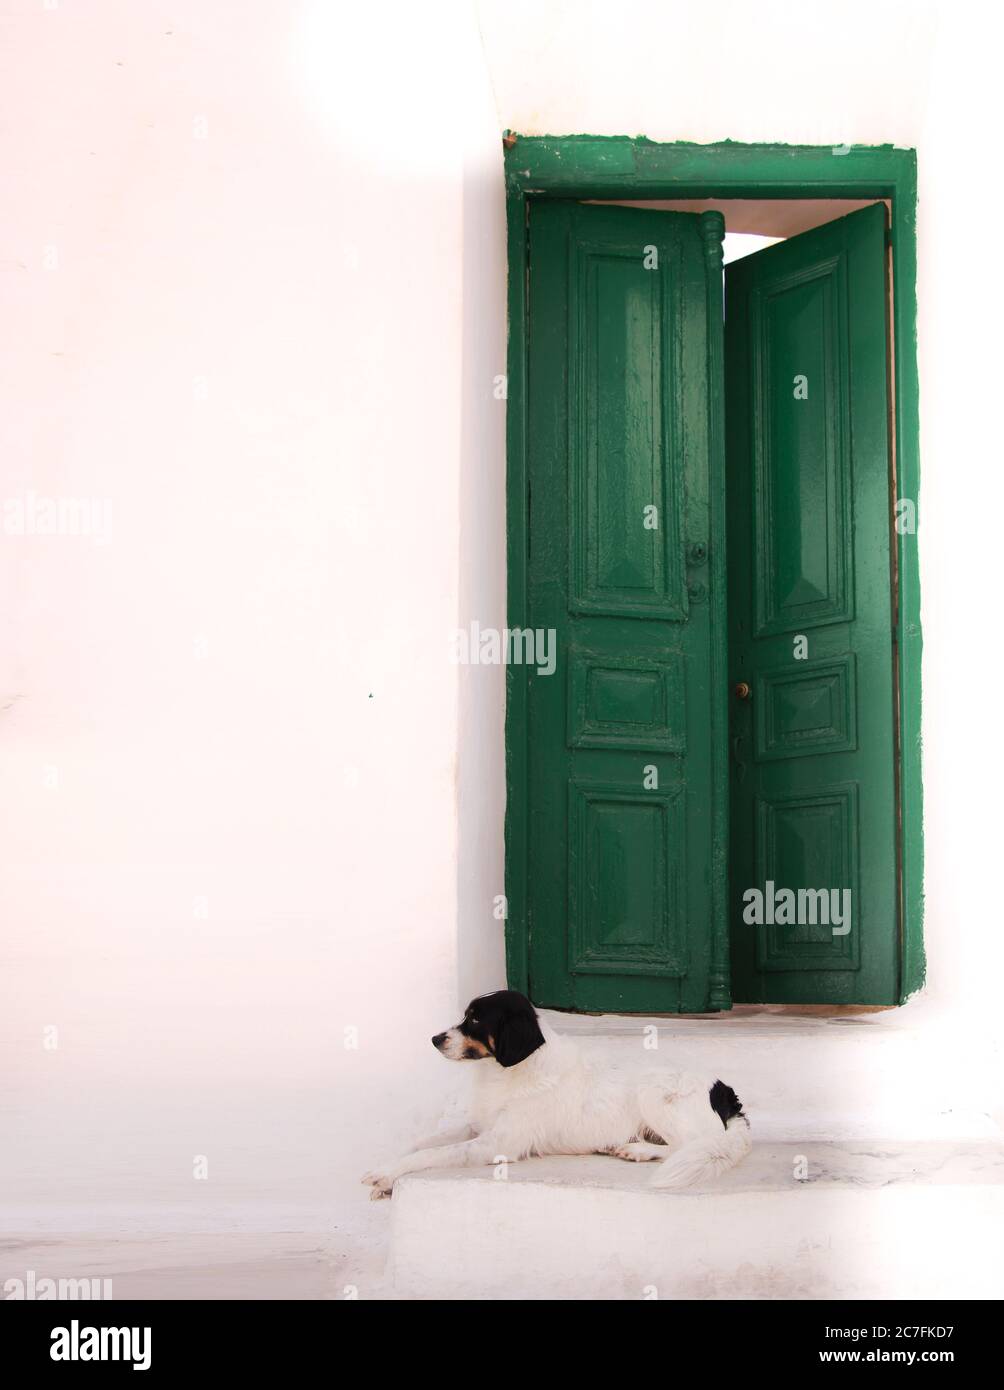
362 989 751 1198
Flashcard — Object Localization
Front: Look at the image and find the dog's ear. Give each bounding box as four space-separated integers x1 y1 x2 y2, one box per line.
493 998 545 1069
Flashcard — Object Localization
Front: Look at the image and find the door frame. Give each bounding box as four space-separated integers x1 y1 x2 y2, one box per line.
503 137 923 1008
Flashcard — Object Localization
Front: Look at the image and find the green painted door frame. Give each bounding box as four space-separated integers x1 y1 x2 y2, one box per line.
504 136 923 1008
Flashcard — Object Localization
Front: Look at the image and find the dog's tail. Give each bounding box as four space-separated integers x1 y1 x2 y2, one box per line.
650 1081 752 1189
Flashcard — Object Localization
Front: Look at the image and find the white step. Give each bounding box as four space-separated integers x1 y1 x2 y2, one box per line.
387 1140 1004 1300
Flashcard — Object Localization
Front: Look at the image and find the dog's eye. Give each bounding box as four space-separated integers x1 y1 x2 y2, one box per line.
470 1018 478 1026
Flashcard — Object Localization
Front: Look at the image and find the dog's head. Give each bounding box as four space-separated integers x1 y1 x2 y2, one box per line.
432 990 545 1068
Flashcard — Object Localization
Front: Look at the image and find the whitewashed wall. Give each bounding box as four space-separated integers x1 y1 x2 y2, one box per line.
0 0 506 1221
1 0 1001 1235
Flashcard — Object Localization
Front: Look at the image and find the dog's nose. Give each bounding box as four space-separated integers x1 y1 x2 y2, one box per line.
431 1032 447 1049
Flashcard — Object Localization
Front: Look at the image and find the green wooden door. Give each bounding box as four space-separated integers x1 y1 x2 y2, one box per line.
726 203 898 1004
524 201 724 1013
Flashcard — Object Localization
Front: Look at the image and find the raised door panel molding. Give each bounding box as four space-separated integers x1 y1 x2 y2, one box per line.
568 780 687 976
568 649 686 752
751 255 854 636
753 783 860 972
568 238 687 620
754 653 857 761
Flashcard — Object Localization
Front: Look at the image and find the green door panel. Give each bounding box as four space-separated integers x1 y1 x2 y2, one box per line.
525 201 721 1013
726 203 898 1004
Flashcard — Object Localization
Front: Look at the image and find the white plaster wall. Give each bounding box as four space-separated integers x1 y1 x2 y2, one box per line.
2 0 1002 1256
0 0 507 1224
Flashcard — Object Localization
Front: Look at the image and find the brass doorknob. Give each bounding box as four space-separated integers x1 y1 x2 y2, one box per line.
734 681 751 700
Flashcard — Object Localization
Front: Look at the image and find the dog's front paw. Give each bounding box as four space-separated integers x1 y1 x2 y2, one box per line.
362 1171 394 1199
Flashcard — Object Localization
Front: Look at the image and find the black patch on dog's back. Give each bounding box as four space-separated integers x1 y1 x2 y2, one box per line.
709 1079 745 1129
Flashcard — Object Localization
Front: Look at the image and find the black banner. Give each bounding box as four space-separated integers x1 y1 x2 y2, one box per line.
2 1299 994 1375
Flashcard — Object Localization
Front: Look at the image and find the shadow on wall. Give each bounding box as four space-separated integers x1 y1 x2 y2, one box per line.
456 138 508 1007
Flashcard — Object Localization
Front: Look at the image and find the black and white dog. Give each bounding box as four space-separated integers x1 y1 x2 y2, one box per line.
363 990 751 1198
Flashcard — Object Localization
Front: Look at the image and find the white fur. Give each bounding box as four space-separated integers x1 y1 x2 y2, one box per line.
362 1021 751 1198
